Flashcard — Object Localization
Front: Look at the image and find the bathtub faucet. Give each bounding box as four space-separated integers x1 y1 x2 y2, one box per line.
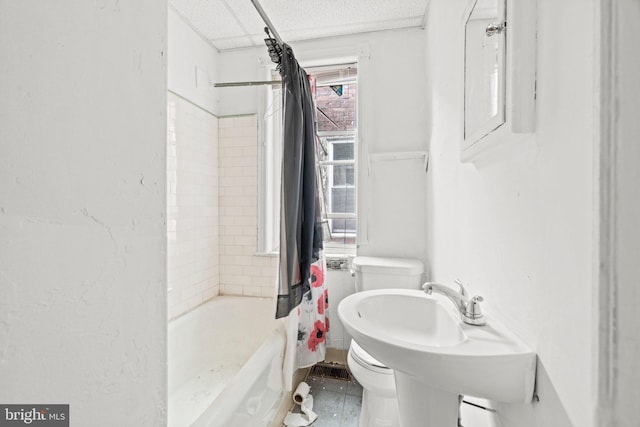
422 280 485 326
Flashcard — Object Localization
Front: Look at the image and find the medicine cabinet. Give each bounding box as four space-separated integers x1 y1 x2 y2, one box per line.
461 0 537 161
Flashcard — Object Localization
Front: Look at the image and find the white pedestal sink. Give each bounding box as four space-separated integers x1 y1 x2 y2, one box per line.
338 289 536 427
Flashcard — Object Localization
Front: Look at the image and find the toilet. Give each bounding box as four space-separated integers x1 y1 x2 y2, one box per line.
347 256 424 427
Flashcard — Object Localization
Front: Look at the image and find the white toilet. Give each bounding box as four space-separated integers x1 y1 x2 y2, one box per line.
347 256 424 427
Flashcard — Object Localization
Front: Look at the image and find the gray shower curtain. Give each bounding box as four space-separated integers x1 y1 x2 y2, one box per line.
275 45 324 319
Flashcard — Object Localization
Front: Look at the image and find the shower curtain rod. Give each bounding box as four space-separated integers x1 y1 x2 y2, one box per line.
213 80 282 88
249 0 283 46
212 0 283 88
211 78 342 127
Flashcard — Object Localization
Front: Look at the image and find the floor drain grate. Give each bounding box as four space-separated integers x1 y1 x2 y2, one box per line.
309 363 352 381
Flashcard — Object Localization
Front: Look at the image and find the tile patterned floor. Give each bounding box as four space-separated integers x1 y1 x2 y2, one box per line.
284 367 495 427
291 371 363 427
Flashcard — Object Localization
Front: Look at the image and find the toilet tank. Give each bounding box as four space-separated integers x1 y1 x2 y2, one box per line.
351 256 424 292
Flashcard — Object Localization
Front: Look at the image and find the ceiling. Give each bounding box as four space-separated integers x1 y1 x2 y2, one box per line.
169 0 429 51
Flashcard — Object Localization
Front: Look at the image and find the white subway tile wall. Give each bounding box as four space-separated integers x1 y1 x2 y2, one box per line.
166 106 278 319
167 93 220 320
218 116 278 298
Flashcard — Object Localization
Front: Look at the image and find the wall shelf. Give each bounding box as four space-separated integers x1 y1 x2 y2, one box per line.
368 151 429 173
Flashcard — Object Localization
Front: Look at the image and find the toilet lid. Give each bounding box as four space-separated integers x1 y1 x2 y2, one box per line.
350 341 391 372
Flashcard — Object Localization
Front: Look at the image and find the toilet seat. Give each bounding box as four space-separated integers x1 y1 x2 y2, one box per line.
349 341 393 375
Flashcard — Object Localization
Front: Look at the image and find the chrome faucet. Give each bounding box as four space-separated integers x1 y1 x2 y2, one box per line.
422 280 486 326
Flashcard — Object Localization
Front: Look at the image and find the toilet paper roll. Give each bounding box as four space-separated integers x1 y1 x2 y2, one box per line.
292 381 311 405
284 394 317 427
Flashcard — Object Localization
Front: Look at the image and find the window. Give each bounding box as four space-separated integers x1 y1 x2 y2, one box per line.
317 133 356 245
258 64 357 256
313 66 357 253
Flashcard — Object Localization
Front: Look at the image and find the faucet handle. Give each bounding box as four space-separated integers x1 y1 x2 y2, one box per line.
453 279 468 296
464 295 485 325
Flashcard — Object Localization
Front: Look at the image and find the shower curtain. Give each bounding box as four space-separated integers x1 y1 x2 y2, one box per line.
275 44 329 368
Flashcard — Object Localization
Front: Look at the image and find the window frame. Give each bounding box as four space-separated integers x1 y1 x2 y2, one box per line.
317 130 357 239
257 60 362 257
313 74 358 255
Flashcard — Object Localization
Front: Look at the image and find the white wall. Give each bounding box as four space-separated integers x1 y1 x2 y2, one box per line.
167 92 220 320
168 7 220 115
424 0 594 426
0 1 167 426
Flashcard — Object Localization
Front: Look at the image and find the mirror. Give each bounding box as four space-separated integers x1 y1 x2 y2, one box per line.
463 0 506 145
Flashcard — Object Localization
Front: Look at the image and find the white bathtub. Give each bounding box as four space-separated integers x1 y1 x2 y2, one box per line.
168 296 286 427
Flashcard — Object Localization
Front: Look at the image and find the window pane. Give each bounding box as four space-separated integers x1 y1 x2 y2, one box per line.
333 143 354 160
333 165 354 186
316 83 357 132
330 218 357 234
326 232 356 246
331 188 356 213
310 66 357 250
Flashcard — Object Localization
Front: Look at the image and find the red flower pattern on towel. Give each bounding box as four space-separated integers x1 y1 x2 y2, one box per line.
307 320 326 351
310 264 324 288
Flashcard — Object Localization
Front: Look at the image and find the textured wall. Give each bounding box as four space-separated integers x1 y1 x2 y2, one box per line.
0 1 167 426
168 7 220 116
167 93 220 320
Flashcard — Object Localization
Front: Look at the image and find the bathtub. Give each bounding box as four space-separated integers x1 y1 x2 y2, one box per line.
168 296 286 427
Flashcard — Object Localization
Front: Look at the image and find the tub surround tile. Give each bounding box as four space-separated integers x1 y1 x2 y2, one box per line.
218 115 278 298
169 111 278 315
167 93 220 320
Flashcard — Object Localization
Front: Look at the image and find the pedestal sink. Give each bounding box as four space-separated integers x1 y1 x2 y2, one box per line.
337 289 536 426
